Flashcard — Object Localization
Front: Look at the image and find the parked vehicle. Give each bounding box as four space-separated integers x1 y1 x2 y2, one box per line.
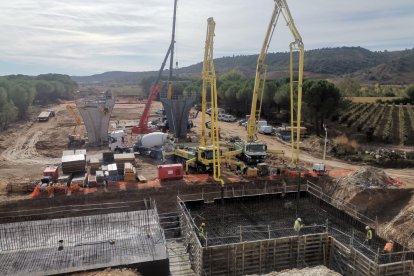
223 114 237 122
238 119 247 126
218 114 226 121
258 125 273 134
207 107 225 115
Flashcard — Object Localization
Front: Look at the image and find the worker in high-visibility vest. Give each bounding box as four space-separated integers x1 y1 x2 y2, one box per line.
199 222 206 246
199 222 206 236
293 218 304 233
365 226 373 245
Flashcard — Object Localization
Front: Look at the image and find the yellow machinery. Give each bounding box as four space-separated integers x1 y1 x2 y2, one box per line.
65 104 85 147
188 17 224 185
202 17 223 185
247 0 304 166
171 18 224 185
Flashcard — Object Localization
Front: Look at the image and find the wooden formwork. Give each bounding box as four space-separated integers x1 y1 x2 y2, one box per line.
329 239 413 276
178 193 413 276
201 233 329 276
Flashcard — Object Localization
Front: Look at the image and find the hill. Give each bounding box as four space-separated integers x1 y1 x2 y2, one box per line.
71 47 414 85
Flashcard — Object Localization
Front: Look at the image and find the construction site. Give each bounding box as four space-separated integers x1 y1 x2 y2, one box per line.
0 1 413 276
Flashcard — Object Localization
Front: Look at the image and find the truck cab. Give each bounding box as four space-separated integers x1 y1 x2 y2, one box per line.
108 130 131 153
233 139 267 165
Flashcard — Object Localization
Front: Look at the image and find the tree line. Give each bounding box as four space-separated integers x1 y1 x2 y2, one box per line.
141 70 344 135
0 74 77 130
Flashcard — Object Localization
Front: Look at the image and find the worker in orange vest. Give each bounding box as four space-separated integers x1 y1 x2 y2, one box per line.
383 240 394 253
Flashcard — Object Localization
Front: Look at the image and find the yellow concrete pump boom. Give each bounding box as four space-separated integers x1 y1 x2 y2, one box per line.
247 0 304 165
201 17 224 186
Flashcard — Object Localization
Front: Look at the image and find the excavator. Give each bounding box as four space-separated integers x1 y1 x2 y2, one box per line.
66 105 85 147
174 18 224 185
236 0 304 167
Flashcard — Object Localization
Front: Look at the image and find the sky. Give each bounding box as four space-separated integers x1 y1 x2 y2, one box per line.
0 0 413 76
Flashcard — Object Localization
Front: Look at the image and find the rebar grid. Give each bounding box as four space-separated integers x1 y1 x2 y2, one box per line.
182 192 413 265
0 201 167 276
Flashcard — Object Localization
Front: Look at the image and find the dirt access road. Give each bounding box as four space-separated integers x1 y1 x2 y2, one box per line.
191 114 414 187
0 104 72 180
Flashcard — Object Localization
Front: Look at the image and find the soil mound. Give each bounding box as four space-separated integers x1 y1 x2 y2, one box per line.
343 166 397 189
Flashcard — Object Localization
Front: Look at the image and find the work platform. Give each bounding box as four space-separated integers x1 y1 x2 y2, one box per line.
178 182 414 276
0 203 169 276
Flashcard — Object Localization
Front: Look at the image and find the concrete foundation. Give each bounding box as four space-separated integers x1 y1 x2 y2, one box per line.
178 184 414 276
0 204 169 276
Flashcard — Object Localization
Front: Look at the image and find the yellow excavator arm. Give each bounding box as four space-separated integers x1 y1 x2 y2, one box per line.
66 104 83 136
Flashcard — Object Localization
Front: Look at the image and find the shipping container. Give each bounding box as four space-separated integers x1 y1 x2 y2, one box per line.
157 164 183 181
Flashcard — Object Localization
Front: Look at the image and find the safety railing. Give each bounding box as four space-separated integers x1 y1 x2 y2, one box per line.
306 180 377 227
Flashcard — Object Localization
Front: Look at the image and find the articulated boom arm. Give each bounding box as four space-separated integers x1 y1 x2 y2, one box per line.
278 0 305 165
201 17 223 186
247 2 282 143
248 0 304 165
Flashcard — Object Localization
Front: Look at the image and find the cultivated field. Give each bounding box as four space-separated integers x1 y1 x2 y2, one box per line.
339 103 414 145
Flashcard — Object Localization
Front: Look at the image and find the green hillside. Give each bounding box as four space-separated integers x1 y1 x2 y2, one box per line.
71 47 414 85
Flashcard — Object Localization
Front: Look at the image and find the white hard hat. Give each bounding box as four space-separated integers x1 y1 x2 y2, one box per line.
365 226 370 230
297 218 302 222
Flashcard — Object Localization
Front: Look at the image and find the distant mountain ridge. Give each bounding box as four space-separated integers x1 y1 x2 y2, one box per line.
71 47 414 85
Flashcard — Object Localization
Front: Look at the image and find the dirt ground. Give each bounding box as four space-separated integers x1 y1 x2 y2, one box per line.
0 101 163 201
0 101 413 249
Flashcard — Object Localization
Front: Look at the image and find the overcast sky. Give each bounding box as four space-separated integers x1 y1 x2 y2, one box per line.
0 0 413 76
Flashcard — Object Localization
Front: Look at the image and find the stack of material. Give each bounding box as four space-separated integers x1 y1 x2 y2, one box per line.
87 174 97 187
107 164 118 177
62 154 86 174
57 174 72 186
103 152 114 165
89 156 101 174
71 173 87 186
124 162 136 182
6 178 35 193
62 150 75 156
96 171 104 184
114 153 136 174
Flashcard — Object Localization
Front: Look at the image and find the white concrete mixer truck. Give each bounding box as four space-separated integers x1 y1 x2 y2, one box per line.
109 130 175 159
133 132 175 160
